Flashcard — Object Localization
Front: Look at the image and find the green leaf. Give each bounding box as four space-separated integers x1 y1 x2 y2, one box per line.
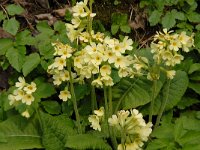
113 78 151 109
40 112 75 150
196 24 200 31
54 21 66 33
120 25 131 33
187 12 200 23
34 78 56 100
41 101 61 115
148 10 162 26
161 11 176 29
194 32 200 52
178 131 200 146
171 9 185 20
146 139 172 150
36 21 54 35
15 30 35 45
0 11 6 21
0 38 13 55
177 97 199 109
6 4 25 16
119 14 128 25
65 134 112 150
188 82 200 95
65 10 72 21
22 53 40 76
6 47 25 72
3 18 19 35
74 84 90 101
151 123 174 139
164 70 189 110
111 24 119 35
0 115 42 150
188 63 200 74
183 144 200 150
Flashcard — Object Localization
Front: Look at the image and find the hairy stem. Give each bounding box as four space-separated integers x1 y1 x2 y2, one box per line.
155 80 171 128
103 86 109 119
149 80 157 122
108 86 113 116
91 76 97 111
67 60 82 133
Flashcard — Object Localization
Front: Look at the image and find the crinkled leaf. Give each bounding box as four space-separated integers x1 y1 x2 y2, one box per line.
40 112 75 150
183 144 200 150
74 84 90 101
3 18 19 35
194 32 200 52
6 4 25 16
177 97 199 109
0 11 6 21
120 25 131 33
149 10 162 26
65 134 112 150
152 123 174 139
113 78 151 109
188 82 200 95
178 131 200 146
15 30 36 45
111 24 119 35
36 21 54 35
22 53 40 76
0 38 13 55
41 101 61 115
188 63 200 74
164 70 188 110
6 47 25 72
171 9 185 20
146 138 173 150
187 12 200 23
0 115 42 150
33 78 56 100
161 11 176 29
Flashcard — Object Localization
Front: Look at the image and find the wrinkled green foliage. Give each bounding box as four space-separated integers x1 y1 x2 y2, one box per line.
0 1 200 150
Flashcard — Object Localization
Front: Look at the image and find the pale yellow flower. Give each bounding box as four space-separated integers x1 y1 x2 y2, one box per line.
15 77 26 89
24 82 36 94
59 90 71 101
88 115 101 131
92 77 103 88
166 70 176 79
91 52 103 65
114 56 127 68
101 75 114 86
22 94 34 105
121 36 133 51
21 110 30 118
71 17 81 28
94 107 104 117
8 94 17 105
168 39 181 51
54 57 66 70
100 65 111 76
13 89 25 101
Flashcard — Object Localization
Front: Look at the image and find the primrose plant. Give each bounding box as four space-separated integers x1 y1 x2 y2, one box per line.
7 0 195 150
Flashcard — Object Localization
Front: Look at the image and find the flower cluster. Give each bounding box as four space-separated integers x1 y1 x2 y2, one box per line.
74 36 137 87
47 41 76 86
148 29 194 80
8 77 37 118
88 107 104 131
66 0 96 42
108 109 152 150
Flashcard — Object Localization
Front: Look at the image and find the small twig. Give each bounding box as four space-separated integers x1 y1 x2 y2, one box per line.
0 5 9 20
